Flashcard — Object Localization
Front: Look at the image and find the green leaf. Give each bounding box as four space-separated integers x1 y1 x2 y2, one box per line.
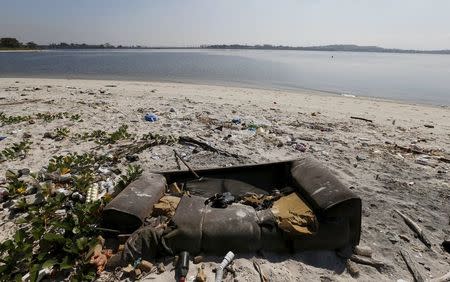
14 229 26 244
59 256 73 270
29 264 40 282
42 233 65 243
76 237 88 251
42 259 56 269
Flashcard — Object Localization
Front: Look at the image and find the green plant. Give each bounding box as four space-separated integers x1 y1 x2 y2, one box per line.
54 127 70 140
113 164 143 196
35 112 68 122
0 153 112 281
70 114 83 122
0 112 32 125
0 141 32 162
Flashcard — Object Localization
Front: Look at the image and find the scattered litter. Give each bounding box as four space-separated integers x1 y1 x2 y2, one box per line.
153 195 181 217
137 260 153 272
356 155 366 161
294 143 307 152
232 117 241 124
177 251 190 281
271 193 318 235
87 184 99 202
0 136 6 141
215 251 234 282
157 262 165 274
126 154 139 162
193 255 203 264
424 124 434 128
0 187 8 203
195 264 206 282
169 107 176 113
144 113 159 122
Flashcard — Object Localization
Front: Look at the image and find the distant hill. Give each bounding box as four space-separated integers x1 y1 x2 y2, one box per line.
202 44 450 54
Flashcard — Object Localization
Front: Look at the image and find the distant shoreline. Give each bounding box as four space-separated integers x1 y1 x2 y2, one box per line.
0 49 41 53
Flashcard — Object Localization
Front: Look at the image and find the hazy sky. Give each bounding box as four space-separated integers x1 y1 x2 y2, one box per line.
1 0 449 49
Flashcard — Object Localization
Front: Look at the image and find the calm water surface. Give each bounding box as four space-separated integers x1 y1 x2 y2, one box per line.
1 49 449 105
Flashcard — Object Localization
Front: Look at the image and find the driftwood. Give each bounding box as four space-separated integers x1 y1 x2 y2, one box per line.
349 254 385 269
252 260 268 282
179 136 241 159
173 150 200 179
350 116 373 123
399 249 425 282
394 209 432 248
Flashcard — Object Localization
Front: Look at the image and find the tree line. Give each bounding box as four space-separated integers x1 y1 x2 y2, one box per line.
0 37 37 49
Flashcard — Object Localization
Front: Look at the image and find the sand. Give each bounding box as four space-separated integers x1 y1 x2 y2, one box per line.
0 78 449 281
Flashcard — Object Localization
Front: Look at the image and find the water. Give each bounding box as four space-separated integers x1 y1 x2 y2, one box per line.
1 49 449 105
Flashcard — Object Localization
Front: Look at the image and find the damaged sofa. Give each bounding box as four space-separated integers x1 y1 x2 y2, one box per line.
102 157 361 261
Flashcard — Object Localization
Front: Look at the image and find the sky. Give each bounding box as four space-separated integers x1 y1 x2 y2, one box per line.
1 0 450 50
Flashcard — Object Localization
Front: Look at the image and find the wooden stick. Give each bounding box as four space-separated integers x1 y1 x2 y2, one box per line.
350 116 373 123
394 209 432 248
173 150 200 179
179 136 242 159
252 260 268 282
174 150 182 170
350 254 385 269
399 249 425 282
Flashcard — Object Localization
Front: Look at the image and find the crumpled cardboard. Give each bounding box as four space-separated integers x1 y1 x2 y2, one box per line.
271 193 318 235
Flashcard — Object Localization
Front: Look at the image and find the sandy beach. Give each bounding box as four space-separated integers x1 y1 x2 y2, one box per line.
0 78 449 281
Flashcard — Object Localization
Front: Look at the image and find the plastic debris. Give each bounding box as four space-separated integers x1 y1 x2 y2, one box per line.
231 117 241 124
157 262 165 274
144 113 159 122
87 184 99 202
0 187 9 203
205 192 235 208
137 260 153 272
177 251 189 281
193 255 203 264
0 136 6 141
215 251 235 282
256 127 265 134
294 143 307 152
195 264 206 282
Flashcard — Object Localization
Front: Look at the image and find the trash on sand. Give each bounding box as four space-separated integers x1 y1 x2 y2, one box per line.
0 187 8 203
144 113 159 122
90 237 113 274
177 251 190 281
87 184 99 202
103 158 361 265
152 195 181 217
294 143 307 152
215 251 235 282
232 117 241 124
137 260 153 272
157 262 165 274
0 136 6 141
196 264 207 282
193 255 203 264
205 192 235 208
271 193 318 235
